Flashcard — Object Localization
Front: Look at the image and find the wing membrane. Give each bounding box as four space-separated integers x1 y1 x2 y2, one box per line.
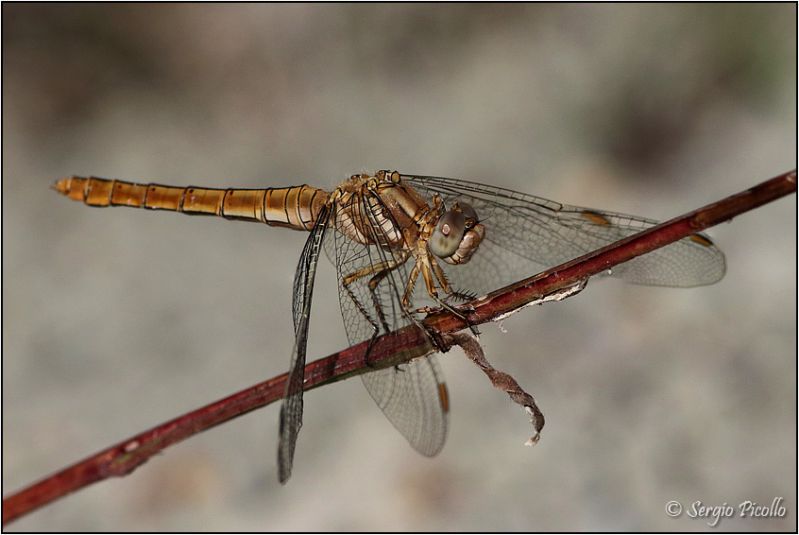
360 356 448 456
403 174 726 293
277 204 330 483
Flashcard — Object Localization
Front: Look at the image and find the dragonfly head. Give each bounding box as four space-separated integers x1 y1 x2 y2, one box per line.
428 202 485 265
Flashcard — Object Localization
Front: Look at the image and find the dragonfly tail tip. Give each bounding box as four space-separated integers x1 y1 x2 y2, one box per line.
52 177 72 195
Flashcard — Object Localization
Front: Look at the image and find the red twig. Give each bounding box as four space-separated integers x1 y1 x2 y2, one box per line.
3 170 795 525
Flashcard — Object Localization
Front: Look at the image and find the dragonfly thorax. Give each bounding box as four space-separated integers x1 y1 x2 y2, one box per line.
332 171 487 268
332 171 427 249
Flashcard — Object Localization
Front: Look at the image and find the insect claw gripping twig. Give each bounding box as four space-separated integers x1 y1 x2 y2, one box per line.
444 288 479 304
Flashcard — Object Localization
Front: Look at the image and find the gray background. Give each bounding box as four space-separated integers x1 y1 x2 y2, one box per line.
3 4 796 531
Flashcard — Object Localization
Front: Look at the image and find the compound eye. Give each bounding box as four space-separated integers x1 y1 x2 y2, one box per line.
456 202 478 228
429 209 466 258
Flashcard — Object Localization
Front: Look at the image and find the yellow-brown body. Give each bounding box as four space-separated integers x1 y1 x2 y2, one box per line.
53 171 485 310
53 176 327 231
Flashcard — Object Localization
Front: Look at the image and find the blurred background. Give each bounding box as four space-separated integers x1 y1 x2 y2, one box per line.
3 4 795 531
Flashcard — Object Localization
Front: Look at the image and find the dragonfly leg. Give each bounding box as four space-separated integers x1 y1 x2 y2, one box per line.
429 255 452 294
342 251 410 367
425 255 480 337
428 256 477 304
366 269 397 333
401 261 421 309
342 283 383 368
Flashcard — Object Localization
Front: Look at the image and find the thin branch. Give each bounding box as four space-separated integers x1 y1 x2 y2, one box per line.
3 170 795 525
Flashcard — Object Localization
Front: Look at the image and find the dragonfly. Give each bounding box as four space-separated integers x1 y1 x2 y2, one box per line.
53 170 726 482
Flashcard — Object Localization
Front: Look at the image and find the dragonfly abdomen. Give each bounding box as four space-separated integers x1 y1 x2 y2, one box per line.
53 176 328 231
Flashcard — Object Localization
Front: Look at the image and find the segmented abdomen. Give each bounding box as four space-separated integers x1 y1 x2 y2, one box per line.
53 176 329 231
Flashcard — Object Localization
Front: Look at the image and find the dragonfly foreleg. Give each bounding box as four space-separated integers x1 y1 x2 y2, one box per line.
422 255 480 337
429 255 452 295
401 262 421 310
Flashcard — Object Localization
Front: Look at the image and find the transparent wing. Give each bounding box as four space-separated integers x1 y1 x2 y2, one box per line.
360 356 449 456
277 204 330 484
402 174 726 296
326 189 448 457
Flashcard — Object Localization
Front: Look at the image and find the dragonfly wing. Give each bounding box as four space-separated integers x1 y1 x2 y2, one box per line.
277 204 330 484
360 355 449 456
329 189 449 456
402 174 726 292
